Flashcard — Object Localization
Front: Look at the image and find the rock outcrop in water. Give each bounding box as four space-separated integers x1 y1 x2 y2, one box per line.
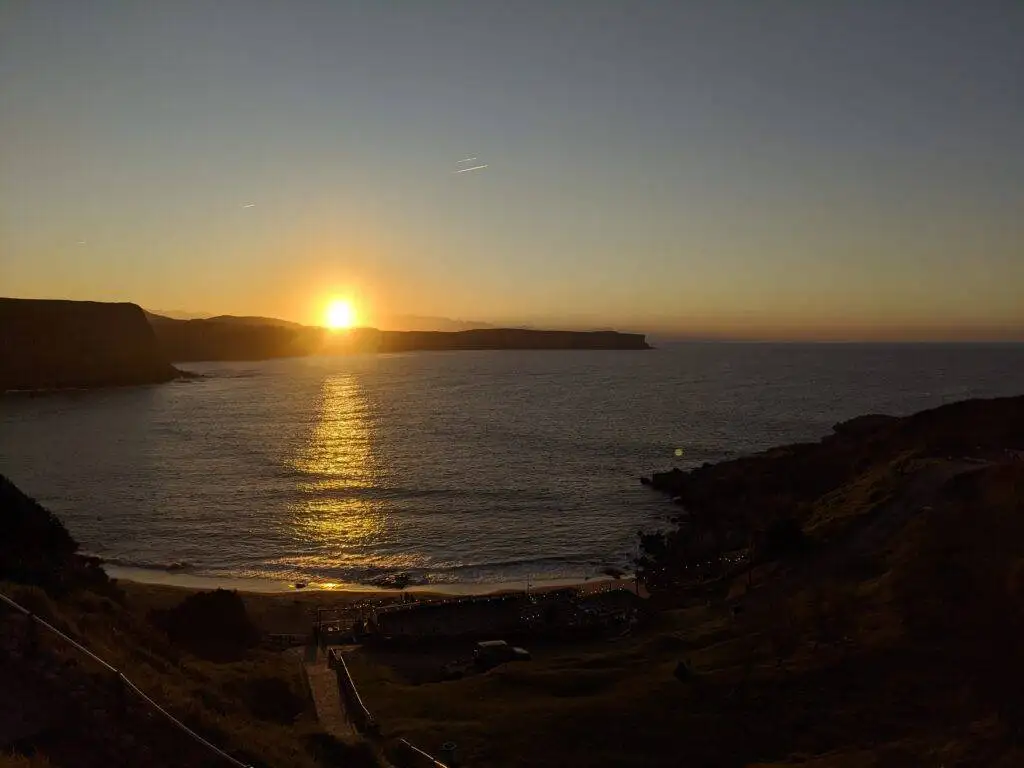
0 298 180 391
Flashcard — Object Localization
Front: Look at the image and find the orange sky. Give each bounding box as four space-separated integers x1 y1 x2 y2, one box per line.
2 2 1023 341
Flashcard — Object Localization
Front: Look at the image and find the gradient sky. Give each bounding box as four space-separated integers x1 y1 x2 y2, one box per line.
2 1 1022 339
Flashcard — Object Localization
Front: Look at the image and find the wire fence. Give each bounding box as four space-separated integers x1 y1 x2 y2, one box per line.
0 590 254 768
396 738 451 768
326 647 377 734
324 646 452 768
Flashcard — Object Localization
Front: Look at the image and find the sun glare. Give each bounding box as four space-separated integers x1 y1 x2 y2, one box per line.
325 299 356 330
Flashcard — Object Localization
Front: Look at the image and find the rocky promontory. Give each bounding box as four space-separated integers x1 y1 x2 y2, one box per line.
0 298 181 391
639 394 1024 589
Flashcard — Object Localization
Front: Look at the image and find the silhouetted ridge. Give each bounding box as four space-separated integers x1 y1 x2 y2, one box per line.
147 313 325 361
147 314 651 361
0 298 180 390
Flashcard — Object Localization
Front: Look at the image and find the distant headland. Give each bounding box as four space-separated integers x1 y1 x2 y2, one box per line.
0 299 650 390
147 310 652 362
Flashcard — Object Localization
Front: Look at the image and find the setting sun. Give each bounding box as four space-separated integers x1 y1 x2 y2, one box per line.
324 299 357 330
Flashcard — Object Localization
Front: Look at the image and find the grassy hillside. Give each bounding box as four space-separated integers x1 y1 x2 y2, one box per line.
344 396 1024 767
0 475 378 768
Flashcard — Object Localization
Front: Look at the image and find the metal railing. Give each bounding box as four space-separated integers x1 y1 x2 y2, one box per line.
323 646 451 768
396 738 451 768
326 647 377 733
0 591 254 768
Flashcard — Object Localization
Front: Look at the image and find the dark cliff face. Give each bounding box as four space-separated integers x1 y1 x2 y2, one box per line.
0 298 180 391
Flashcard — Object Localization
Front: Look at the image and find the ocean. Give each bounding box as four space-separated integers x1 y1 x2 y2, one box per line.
2 343 1023 590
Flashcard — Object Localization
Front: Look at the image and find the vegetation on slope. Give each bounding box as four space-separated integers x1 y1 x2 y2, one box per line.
346 396 1024 767
638 395 1024 589
5 394 1024 766
0 474 378 768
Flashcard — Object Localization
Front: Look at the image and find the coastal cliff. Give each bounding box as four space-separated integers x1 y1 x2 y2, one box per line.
0 298 180 391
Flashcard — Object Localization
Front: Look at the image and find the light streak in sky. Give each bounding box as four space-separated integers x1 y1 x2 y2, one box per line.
454 164 488 173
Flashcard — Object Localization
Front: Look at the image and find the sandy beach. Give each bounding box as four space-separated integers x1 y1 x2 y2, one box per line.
108 565 637 636
105 563 633 597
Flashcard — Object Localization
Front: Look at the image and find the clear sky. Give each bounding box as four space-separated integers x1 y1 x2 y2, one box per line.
2 1 1022 339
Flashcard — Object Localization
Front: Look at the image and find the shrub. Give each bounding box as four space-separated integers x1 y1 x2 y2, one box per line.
242 675 305 723
149 589 259 661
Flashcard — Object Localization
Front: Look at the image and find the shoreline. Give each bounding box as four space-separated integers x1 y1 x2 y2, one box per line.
104 564 635 598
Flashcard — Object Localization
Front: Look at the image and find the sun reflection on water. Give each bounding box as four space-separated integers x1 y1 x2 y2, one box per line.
288 374 384 550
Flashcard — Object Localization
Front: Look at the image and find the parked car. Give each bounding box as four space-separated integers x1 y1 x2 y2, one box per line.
473 640 531 669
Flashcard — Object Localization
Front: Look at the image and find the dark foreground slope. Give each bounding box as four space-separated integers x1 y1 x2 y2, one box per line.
344 396 1024 768
0 299 180 391
640 395 1024 586
0 475 379 767
0 476 109 596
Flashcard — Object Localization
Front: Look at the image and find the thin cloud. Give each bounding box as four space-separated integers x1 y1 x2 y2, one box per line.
242 203 256 208
453 164 488 174
457 157 478 164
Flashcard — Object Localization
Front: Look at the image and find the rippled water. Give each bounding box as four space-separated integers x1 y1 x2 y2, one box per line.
2 343 1023 587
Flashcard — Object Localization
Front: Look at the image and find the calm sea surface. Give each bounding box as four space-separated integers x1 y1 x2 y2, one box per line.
2 344 1023 588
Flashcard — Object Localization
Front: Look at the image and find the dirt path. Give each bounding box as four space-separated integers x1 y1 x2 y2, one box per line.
302 644 354 739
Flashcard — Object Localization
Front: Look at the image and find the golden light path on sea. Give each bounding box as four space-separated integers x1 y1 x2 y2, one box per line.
284 373 393 568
